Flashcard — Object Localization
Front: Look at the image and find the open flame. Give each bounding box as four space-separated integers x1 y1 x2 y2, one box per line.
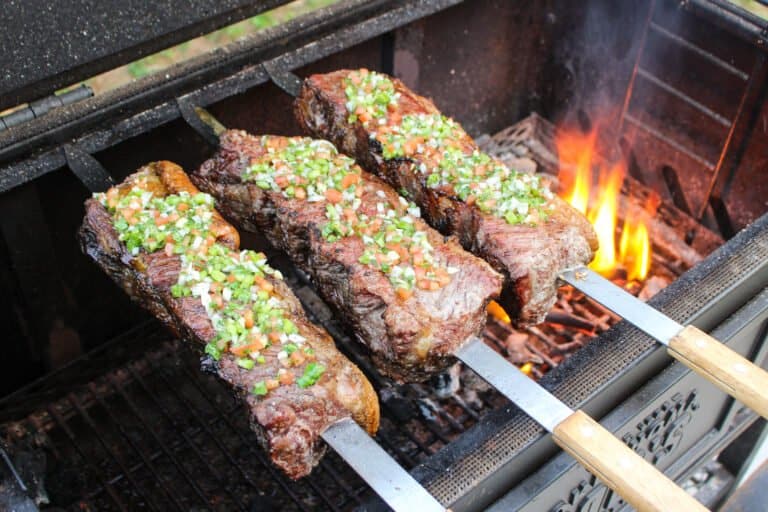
555 128 652 281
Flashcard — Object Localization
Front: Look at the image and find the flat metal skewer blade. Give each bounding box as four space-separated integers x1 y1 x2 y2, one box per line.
194 106 227 138
456 339 572 432
321 419 445 512
559 266 683 345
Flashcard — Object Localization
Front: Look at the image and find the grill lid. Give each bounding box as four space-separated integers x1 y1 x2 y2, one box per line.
0 0 290 112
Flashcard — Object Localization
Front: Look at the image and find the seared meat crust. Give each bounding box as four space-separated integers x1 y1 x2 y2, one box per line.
79 161 379 479
193 131 503 382
295 70 598 325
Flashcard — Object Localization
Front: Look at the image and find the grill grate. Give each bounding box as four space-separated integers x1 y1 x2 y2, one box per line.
0 315 509 511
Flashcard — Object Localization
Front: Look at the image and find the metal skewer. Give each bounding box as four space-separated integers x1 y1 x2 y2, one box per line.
560 266 768 419
322 419 445 512
185 104 707 512
456 339 706 512
247 68 768 422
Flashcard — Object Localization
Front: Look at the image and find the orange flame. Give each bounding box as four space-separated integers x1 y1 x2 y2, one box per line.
556 128 653 281
589 162 625 274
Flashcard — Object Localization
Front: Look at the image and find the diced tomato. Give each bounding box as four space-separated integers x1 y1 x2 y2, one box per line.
289 351 306 366
254 276 274 292
294 187 307 200
164 243 174 256
268 332 281 343
177 202 189 212
341 173 360 189
243 310 254 328
266 379 280 390
279 371 295 385
396 288 413 300
275 175 289 188
230 340 262 357
325 189 343 204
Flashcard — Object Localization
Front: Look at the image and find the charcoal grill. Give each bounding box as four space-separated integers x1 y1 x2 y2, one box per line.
1 1 768 511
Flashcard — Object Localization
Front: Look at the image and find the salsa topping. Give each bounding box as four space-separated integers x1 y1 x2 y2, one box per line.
95 176 325 396
342 69 553 225
243 136 455 298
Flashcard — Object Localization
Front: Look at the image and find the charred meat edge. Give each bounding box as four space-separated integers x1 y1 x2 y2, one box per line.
193 132 503 382
295 69 598 326
78 160 379 479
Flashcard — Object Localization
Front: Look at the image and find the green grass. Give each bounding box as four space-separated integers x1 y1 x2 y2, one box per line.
85 0 341 93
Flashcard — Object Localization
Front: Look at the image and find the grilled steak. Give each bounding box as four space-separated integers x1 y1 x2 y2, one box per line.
295 69 598 326
193 131 503 382
78 161 379 479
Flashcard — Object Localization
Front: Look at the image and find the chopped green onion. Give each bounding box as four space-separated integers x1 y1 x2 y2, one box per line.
252 381 268 396
297 362 326 388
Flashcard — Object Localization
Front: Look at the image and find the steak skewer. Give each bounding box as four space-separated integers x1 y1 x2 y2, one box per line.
193 131 504 382
296 68 768 421
295 68 598 326
184 109 706 511
79 161 381 480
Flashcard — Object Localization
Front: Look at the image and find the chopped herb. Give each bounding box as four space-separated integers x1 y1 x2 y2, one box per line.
241 136 453 293
252 381 268 396
99 175 318 388
297 362 326 388
237 358 255 370
205 342 222 360
342 70 554 225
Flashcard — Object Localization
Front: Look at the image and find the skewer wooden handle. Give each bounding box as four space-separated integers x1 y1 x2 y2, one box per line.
553 410 707 512
668 325 768 419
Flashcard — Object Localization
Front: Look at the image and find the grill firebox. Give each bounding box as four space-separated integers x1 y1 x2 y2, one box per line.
1 1 768 511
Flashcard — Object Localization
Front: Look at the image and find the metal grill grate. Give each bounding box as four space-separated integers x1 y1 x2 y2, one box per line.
0 313 508 511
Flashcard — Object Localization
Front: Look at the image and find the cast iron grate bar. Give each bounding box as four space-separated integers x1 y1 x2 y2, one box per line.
46 405 128 511
66 392 161 511
174 359 317 511
105 373 214 508
623 113 717 170
648 21 749 80
145 358 267 497
124 364 251 511
636 68 732 127
85 381 188 510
